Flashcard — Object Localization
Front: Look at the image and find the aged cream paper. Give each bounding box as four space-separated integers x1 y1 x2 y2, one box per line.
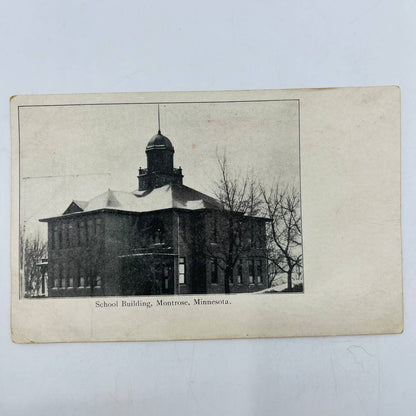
10 86 402 343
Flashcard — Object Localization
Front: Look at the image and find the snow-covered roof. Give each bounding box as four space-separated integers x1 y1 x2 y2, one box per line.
40 184 221 221
72 200 88 210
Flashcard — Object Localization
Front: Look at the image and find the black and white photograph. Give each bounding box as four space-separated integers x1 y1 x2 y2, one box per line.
2 1 414 415
19 99 303 299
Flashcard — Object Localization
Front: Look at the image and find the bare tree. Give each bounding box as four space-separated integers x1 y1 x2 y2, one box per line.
260 183 303 291
266 261 286 288
208 151 262 294
20 231 48 297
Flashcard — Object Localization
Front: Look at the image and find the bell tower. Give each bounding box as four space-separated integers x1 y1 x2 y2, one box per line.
146 129 174 173
138 129 183 191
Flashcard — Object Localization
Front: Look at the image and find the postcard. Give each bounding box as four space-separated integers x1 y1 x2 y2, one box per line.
10 86 402 343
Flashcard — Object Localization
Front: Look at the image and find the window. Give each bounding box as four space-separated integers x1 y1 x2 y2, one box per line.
62 223 68 248
75 221 80 246
68 222 74 247
256 222 263 248
94 274 101 288
164 266 169 289
250 222 255 247
212 215 218 242
56 264 63 288
179 215 187 243
85 271 91 287
256 260 262 284
53 264 59 288
70 221 78 247
61 263 67 288
210 258 218 284
237 260 243 284
235 226 242 247
87 219 95 243
68 264 74 288
179 257 186 284
58 224 63 248
79 221 86 246
249 221 261 248
53 225 59 250
96 218 103 236
249 259 255 284
150 218 165 244
74 264 79 287
79 266 85 288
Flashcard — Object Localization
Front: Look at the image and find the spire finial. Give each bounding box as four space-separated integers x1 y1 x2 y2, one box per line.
157 104 161 134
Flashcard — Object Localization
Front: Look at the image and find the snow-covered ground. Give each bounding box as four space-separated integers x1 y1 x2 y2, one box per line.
250 276 303 294
254 283 289 294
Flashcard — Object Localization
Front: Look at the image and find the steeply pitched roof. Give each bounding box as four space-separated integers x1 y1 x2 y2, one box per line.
63 200 89 214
